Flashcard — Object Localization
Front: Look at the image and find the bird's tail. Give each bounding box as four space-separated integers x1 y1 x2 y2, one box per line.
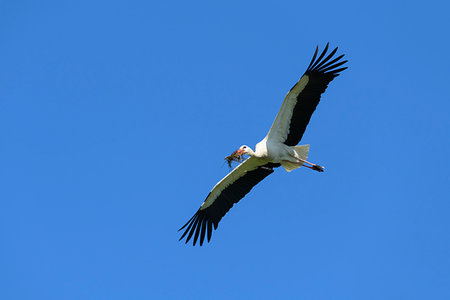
281 145 310 172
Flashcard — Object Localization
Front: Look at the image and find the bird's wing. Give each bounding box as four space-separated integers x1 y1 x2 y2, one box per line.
266 43 348 146
179 157 280 246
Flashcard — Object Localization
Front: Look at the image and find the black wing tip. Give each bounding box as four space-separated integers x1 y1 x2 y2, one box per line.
178 210 216 246
306 43 348 75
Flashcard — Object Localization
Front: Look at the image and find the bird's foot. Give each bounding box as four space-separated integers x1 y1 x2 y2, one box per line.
312 164 325 172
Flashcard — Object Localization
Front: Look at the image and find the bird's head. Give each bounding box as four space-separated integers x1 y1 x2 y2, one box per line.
236 145 250 155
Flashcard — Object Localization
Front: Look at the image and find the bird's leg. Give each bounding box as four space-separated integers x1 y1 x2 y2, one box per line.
282 158 325 172
303 164 325 172
297 159 325 172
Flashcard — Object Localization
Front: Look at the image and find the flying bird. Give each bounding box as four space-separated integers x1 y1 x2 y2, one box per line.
179 43 348 246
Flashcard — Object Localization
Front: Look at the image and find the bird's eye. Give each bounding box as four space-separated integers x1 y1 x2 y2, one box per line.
243 146 246 149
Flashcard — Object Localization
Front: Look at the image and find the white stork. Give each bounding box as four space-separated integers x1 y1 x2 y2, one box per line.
179 43 348 246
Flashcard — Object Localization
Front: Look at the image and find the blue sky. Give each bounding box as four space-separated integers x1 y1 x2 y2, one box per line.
1 0 450 299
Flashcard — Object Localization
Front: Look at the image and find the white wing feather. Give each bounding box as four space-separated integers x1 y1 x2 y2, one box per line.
265 75 309 143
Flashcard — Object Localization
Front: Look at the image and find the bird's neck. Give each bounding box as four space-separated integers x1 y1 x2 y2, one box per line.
247 147 258 157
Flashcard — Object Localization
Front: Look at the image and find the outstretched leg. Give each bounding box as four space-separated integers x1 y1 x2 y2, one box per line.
283 159 325 172
303 164 325 172
301 159 324 172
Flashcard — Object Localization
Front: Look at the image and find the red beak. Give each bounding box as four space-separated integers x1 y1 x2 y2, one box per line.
235 149 245 155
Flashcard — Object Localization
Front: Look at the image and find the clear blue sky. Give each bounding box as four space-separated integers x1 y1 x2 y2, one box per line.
1 0 450 299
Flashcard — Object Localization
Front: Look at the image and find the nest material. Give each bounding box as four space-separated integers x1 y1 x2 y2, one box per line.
225 150 245 168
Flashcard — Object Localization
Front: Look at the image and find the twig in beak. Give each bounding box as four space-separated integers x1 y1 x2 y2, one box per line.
225 150 245 168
